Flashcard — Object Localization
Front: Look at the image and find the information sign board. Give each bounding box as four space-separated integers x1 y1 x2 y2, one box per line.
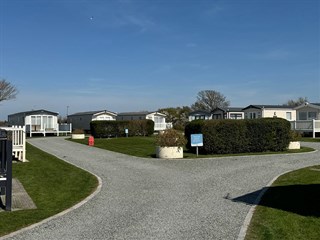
191 134 203 147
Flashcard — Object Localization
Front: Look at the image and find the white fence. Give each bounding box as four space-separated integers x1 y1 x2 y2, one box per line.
1 126 26 162
290 119 320 138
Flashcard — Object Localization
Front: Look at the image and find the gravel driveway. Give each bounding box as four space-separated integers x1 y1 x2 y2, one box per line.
4 137 320 240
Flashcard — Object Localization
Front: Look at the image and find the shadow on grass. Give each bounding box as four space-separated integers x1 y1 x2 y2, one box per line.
232 184 320 217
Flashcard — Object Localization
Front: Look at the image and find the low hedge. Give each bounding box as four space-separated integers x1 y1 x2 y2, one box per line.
90 120 154 138
185 118 291 154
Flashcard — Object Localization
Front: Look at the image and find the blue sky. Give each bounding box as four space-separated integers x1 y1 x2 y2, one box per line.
0 0 319 120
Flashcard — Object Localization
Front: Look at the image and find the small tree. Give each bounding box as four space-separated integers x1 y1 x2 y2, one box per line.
0 79 18 102
285 97 308 107
159 106 191 130
191 90 230 112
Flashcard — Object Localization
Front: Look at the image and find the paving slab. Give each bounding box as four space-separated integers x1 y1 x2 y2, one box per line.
0 178 36 212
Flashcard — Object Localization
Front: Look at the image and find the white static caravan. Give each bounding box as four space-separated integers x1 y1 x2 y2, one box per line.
67 110 117 131
242 105 296 121
291 102 320 137
116 111 170 131
294 102 320 121
8 109 60 137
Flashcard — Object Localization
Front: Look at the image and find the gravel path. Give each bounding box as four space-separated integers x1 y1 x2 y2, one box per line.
4 138 320 240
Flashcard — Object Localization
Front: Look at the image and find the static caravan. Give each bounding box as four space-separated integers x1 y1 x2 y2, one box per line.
8 109 60 137
67 110 117 131
212 107 244 120
116 111 169 131
188 110 212 121
242 105 296 121
292 102 320 137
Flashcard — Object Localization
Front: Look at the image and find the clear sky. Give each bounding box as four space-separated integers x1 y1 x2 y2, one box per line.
0 0 319 120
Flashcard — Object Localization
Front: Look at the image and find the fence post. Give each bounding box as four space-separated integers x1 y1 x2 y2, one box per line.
313 119 315 139
22 126 26 162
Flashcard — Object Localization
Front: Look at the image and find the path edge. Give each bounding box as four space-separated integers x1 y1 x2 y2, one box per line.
236 170 291 240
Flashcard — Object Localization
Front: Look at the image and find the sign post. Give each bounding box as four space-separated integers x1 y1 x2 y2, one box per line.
191 134 203 157
125 128 129 138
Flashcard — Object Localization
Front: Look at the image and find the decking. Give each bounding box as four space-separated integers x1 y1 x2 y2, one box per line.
25 123 72 137
290 119 320 138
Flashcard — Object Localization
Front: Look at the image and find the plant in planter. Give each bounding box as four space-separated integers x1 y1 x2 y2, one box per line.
288 130 301 150
155 129 187 159
71 129 85 139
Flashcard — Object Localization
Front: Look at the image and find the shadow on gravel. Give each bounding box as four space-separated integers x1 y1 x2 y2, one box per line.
232 184 320 217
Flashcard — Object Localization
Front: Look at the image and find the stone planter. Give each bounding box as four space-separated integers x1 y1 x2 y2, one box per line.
156 146 183 159
71 133 85 140
288 141 300 150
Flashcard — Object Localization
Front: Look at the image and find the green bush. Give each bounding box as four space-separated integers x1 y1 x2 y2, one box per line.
155 129 187 147
185 118 291 154
90 120 154 138
202 120 248 154
245 118 291 152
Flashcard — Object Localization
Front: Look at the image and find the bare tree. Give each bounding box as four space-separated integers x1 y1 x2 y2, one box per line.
0 79 18 102
191 90 230 112
285 97 308 107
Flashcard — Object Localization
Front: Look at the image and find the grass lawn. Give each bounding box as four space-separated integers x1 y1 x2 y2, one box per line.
71 136 314 158
301 137 320 142
245 165 320 240
0 143 98 237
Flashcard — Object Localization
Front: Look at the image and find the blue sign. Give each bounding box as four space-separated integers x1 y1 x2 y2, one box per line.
191 134 203 147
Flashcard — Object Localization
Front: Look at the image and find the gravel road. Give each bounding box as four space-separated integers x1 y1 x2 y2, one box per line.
4 137 319 240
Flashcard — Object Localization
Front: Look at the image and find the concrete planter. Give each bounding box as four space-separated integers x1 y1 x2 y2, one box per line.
156 146 184 159
71 134 85 140
288 141 300 150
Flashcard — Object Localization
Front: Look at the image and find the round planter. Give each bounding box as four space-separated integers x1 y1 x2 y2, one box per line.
288 141 300 150
71 133 85 140
156 146 183 159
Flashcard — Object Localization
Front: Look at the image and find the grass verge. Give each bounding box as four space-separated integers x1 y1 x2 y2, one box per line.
301 137 320 142
245 165 320 240
0 143 98 237
70 136 314 158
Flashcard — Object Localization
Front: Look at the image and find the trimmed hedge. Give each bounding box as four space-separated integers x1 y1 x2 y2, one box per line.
185 118 291 154
90 120 154 138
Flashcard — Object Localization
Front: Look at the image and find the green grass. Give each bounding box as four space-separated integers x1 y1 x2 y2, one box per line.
301 137 320 142
245 165 320 240
73 136 157 157
0 143 98 237
71 136 314 158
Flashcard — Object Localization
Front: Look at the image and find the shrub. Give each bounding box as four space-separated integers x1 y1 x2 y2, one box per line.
245 118 291 152
72 129 84 134
155 129 187 147
202 120 248 154
90 120 154 138
185 118 291 154
290 130 302 141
